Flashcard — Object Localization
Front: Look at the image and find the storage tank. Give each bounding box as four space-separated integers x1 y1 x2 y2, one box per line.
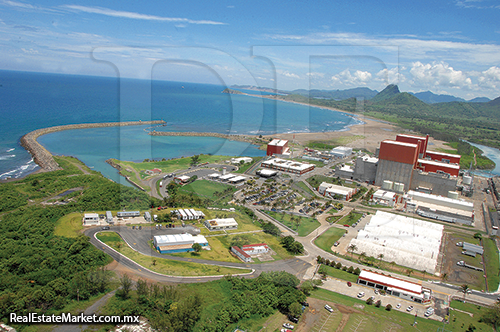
448 191 459 199
463 175 472 185
382 180 393 190
394 182 405 193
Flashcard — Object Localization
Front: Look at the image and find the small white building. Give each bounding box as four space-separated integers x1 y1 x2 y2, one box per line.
219 174 237 182
330 146 353 158
204 218 238 230
174 175 191 184
318 182 357 201
154 233 208 253
105 211 113 224
261 158 315 175
257 169 278 178
231 157 253 164
242 243 269 255
371 190 397 207
228 175 247 184
83 213 99 225
231 246 252 262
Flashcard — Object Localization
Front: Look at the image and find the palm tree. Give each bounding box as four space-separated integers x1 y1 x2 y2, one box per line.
377 253 384 267
405 268 413 277
460 284 470 303
359 252 367 263
347 244 357 260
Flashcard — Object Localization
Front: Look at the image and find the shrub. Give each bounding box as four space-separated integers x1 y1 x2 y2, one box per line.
347 266 354 273
375 300 382 308
342 266 348 271
335 262 342 269
385 304 392 311
354 267 361 275
366 298 374 305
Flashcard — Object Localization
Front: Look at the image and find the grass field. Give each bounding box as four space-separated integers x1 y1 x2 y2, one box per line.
96 232 251 276
449 300 494 331
111 155 233 179
54 212 85 237
178 179 236 200
233 157 263 174
311 288 443 332
314 227 346 254
337 211 364 226
296 181 315 197
265 210 321 236
483 237 500 292
319 264 359 283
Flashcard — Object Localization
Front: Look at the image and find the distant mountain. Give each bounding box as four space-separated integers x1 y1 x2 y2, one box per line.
469 97 491 103
487 96 500 106
410 91 465 104
290 87 378 100
370 84 400 102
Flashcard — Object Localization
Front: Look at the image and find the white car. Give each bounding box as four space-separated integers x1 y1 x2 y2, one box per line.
283 323 294 330
324 304 334 312
357 292 365 298
407 306 414 312
424 307 435 317
396 303 401 309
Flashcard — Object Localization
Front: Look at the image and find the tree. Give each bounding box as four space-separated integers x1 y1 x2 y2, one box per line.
359 252 367 263
191 154 200 165
375 300 382 308
366 297 374 305
289 302 302 318
192 243 202 253
405 268 413 277
117 274 132 299
441 273 448 282
377 253 384 267
474 232 482 240
299 280 315 296
480 302 500 329
385 304 392 311
460 284 471 302
354 267 361 275
347 244 357 260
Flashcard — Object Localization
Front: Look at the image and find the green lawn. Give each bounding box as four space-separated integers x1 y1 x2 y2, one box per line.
326 215 343 223
265 210 321 236
233 157 263 174
178 180 235 200
54 212 84 238
337 211 364 226
295 158 326 167
314 227 346 254
483 237 500 292
319 264 359 283
295 181 315 197
96 232 251 276
311 288 443 332
449 300 494 331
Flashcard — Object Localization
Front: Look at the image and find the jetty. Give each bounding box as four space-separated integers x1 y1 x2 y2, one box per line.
148 130 255 144
21 120 166 172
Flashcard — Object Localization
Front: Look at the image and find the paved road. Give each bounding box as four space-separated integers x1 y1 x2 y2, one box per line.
85 226 312 283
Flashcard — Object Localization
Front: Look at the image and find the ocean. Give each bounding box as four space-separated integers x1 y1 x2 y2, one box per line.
0 70 363 181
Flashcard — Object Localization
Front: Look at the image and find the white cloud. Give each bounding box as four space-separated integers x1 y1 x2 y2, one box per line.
279 70 300 79
331 69 372 86
61 5 227 25
477 66 500 89
409 61 472 89
376 67 404 84
306 72 324 78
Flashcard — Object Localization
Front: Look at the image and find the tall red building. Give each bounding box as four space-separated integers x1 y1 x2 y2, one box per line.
266 139 290 156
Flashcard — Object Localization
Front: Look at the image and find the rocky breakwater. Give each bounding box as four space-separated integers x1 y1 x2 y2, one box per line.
148 130 256 144
21 120 165 172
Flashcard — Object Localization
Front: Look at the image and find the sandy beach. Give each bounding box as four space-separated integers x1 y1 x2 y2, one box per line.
252 94 452 153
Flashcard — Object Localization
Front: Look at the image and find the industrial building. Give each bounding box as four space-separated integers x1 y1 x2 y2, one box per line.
266 139 290 157
117 211 140 218
83 213 99 225
357 270 432 304
405 190 474 225
175 209 205 221
353 155 378 183
261 158 315 175
330 146 353 158
204 218 238 231
335 164 355 179
349 211 444 274
153 233 208 254
145 168 162 175
318 182 358 201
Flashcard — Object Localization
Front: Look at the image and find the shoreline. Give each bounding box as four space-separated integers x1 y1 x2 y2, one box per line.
20 120 166 173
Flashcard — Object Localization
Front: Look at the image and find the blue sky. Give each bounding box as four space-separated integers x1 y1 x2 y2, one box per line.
1 0 500 99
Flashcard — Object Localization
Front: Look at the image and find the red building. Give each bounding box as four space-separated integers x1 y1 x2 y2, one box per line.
266 139 290 156
417 159 460 177
424 151 461 164
378 140 419 165
396 134 429 157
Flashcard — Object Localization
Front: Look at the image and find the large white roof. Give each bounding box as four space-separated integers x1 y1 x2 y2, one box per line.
262 158 314 171
373 189 396 200
219 173 236 180
383 140 418 148
408 190 473 209
418 159 460 169
359 270 422 295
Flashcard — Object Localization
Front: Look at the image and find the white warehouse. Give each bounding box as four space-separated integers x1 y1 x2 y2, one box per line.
318 182 358 201
349 211 444 274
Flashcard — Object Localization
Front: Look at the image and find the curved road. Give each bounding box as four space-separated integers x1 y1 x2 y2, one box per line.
85 226 312 283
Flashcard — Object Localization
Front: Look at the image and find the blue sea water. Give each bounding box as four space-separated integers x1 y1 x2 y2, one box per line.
0 70 362 181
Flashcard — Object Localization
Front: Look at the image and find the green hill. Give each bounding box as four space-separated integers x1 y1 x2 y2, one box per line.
370 84 400 102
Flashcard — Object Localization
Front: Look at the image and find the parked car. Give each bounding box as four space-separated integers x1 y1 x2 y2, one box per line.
102 226 110 230
374 289 379 295
357 292 365 298
347 281 352 287
300 301 309 307
344 224 350 227
288 315 299 323
324 304 334 312
283 323 294 329
424 307 434 317
396 303 401 309
406 306 414 312
334 241 340 247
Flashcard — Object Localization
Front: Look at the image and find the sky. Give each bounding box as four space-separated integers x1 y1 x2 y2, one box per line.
1 0 500 100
